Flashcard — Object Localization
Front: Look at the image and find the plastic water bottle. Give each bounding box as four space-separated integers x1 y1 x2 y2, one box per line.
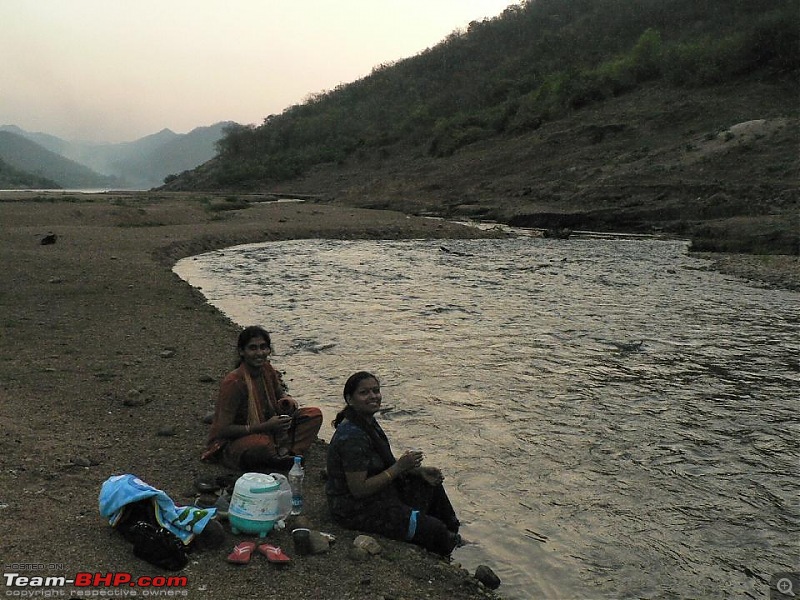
288 456 304 516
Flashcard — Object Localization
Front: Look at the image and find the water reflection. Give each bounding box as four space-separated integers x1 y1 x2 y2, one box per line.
175 237 798 600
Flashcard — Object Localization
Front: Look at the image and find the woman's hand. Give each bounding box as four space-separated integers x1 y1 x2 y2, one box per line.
397 449 424 473
265 414 292 435
416 466 444 486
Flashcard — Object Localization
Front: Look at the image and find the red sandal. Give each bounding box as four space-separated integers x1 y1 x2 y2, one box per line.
258 544 291 564
227 541 256 564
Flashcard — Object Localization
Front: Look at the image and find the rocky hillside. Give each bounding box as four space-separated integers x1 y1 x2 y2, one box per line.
288 80 798 254
162 0 799 254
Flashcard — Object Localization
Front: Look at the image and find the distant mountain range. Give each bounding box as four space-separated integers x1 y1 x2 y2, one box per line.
0 122 234 189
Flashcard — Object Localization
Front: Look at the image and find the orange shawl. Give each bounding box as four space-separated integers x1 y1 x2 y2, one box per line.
201 363 297 461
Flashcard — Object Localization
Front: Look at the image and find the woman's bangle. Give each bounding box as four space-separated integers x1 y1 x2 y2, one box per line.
245 424 251 434
384 470 393 483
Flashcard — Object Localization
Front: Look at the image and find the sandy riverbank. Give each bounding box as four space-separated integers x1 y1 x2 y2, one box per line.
0 192 507 600
1 191 795 599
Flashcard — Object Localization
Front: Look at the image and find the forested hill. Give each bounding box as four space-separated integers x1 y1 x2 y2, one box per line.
0 157 62 189
163 0 798 253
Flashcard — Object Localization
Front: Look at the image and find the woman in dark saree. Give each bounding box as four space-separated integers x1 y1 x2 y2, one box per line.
326 371 461 556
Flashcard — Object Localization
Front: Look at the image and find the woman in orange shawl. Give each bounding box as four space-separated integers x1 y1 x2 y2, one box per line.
203 326 323 471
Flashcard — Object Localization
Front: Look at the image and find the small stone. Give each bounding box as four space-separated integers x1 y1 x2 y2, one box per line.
474 565 501 590
353 535 382 555
308 530 330 554
199 375 215 383
156 426 177 437
160 350 175 358
194 519 225 550
123 389 146 407
71 456 92 468
348 546 370 562
202 412 214 424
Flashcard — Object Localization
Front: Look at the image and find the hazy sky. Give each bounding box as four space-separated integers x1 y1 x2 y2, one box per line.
2 0 517 143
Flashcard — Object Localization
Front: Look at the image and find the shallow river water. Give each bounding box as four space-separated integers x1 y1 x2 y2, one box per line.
175 233 798 600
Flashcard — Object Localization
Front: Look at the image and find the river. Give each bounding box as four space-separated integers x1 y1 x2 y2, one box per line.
174 232 798 600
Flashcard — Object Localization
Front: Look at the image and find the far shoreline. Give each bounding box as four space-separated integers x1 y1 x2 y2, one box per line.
2 189 797 291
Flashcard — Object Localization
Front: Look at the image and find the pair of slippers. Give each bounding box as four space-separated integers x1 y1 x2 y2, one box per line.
227 541 290 565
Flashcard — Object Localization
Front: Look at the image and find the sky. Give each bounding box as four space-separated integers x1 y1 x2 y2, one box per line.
1 0 518 143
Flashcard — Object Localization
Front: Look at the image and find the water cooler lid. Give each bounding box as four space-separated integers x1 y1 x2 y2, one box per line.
238 472 280 493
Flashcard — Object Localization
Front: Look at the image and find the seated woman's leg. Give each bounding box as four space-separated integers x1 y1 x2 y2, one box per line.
398 475 460 533
411 513 461 556
223 433 293 471
335 492 411 542
425 485 460 533
287 407 323 456
335 489 458 556
240 446 294 471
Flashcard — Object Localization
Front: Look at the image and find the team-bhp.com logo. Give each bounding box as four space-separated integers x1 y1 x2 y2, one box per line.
3 571 188 596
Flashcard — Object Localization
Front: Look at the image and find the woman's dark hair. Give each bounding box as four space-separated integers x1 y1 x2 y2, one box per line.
235 325 272 366
333 371 395 467
343 371 377 400
333 371 378 428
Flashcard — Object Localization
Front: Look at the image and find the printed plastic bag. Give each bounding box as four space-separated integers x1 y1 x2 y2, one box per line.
270 473 292 522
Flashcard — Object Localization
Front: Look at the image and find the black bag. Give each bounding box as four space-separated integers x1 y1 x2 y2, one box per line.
128 521 188 571
115 500 188 571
